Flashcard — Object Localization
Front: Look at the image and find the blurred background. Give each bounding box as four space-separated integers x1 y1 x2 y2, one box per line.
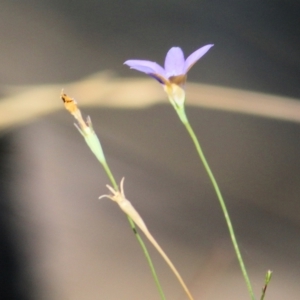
1 1 300 299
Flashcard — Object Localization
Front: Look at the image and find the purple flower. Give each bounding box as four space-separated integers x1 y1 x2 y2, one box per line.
124 45 213 106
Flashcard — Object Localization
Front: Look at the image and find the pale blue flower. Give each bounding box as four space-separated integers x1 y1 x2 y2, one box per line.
124 45 213 106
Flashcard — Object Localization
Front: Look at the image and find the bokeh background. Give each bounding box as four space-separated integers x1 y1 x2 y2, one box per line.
1 1 300 299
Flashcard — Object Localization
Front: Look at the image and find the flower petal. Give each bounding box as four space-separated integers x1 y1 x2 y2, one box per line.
184 44 214 73
124 60 166 77
164 47 185 78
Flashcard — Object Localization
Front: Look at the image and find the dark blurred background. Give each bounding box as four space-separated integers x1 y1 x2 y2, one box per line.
1 1 300 299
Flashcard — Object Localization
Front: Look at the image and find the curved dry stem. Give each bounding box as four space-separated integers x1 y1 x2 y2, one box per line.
2 71 300 131
100 178 195 300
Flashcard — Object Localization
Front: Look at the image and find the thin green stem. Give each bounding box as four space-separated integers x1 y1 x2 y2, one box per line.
101 161 118 190
101 160 166 300
78 117 166 299
126 215 167 300
260 270 272 300
176 106 255 300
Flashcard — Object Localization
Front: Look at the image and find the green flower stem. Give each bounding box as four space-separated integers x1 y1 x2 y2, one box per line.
101 161 118 190
260 270 272 300
126 214 167 300
81 126 166 300
175 105 255 300
100 160 166 300
77 121 166 299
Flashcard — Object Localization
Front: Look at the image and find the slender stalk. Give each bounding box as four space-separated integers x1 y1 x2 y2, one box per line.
101 160 166 300
175 106 255 300
101 178 194 300
141 221 194 300
260 270 272 300
101 161 118 190
126 215 167 300
61 90 166 300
